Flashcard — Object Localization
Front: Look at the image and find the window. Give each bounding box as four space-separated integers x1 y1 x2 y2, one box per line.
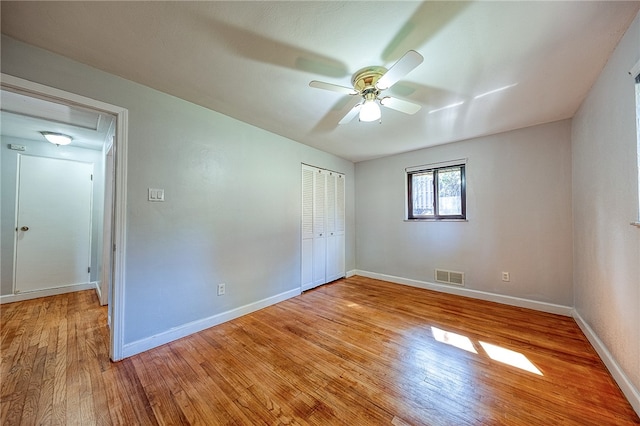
407 162 466 220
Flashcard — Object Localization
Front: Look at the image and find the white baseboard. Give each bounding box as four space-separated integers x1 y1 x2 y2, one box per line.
354 270 573 316
122 287 301 358
345 269 357 278
0 282 96 304
573 311 640 417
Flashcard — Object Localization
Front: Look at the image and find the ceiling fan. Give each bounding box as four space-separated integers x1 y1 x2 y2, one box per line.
309 50 424 124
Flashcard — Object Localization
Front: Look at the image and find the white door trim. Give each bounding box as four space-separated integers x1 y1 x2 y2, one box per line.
1 73 128 361
99 144 114 307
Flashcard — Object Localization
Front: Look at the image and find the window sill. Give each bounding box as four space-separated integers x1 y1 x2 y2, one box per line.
631 222 640 228
404 219 468 222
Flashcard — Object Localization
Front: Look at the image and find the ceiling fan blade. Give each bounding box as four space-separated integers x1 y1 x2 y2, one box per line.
376 50 424 91
338 103 362 124
309 80 358 95
380 97 421 115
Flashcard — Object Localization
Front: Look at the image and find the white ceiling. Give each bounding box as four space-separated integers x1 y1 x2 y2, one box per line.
1 1 638 162
0 89 114 150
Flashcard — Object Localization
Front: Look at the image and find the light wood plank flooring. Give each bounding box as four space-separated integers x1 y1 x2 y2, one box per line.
2 276 639 425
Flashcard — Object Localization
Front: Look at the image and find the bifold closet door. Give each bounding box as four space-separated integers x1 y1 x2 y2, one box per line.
301 165 345 291
301 166 326 290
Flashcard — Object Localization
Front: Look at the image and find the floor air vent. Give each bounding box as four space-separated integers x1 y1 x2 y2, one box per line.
435 269 465 286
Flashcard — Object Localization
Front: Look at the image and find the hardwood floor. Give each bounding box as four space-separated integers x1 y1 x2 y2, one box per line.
1 276 638 425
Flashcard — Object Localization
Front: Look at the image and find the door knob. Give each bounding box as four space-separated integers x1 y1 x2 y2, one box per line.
20 226 29 231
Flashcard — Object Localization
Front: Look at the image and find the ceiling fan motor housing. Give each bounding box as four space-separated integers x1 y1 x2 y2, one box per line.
351 66 387 95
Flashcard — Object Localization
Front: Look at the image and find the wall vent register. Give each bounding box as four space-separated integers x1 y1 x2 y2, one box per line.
435 269 465 286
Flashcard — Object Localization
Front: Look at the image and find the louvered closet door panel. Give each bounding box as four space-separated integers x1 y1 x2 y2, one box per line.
302 168 314 240
312 169 327 287
301 166 315 290
336 174 345 234
326 172 336 233
327 173 345 281
326 172 337 281
336 174 346 277
313 169 326 237
336 235 345 278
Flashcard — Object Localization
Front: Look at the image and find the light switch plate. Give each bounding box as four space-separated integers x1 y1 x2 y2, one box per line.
148 188 165 202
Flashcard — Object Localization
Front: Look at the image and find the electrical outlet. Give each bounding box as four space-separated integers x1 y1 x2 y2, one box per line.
502 272 510 282
217 283 226 296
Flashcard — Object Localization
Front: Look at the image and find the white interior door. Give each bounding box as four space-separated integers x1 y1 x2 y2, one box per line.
14 155 93 293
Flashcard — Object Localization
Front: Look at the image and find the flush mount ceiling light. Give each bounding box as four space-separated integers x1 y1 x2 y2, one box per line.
309 50 424 125
40 131 72 146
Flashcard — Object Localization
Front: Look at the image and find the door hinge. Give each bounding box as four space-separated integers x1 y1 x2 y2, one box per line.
91 174 93 181
88 267 91 273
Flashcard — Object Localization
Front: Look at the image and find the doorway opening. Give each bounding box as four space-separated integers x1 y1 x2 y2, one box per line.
0 73 128 361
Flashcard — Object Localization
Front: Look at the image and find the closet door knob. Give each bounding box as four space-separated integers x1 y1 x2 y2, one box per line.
20 226 29 231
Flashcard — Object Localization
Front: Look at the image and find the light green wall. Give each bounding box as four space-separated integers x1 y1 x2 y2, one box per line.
355 119 573 305
1 35 355 344
572 11 640 404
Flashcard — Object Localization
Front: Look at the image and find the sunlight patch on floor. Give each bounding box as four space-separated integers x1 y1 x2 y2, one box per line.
431 326 477 354
479 341 543 376
430 326 544 376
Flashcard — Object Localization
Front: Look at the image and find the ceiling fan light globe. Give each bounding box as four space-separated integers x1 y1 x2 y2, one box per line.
359 101 381 122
